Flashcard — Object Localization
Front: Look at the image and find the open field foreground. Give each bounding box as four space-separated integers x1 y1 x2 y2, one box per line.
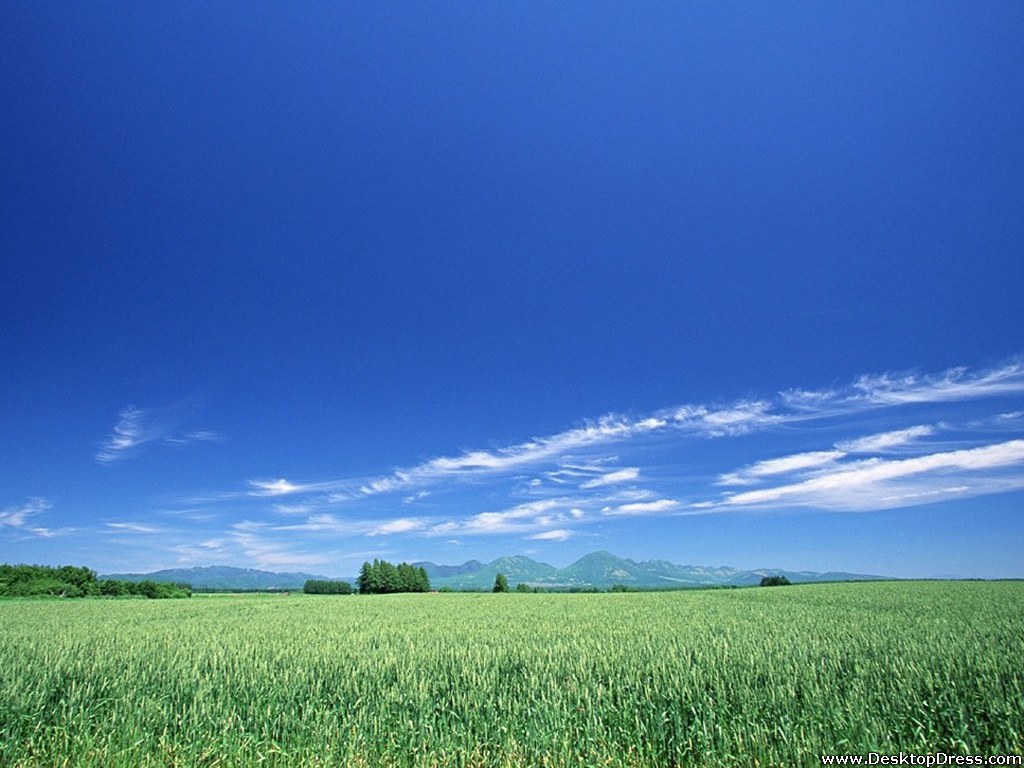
1 582 1022 767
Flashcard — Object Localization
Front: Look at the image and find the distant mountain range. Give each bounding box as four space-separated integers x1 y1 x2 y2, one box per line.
414 551 884 589
103 552 884 591
101 565 331 591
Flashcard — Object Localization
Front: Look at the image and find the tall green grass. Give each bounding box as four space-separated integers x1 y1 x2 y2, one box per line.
1 582 1021 766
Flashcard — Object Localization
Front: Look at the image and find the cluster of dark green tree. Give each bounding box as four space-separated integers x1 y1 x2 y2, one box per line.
760 575 791 587
303 579 353 594
99 579 192 598
492 574 540 593
0 564 191 598
356 560 430 594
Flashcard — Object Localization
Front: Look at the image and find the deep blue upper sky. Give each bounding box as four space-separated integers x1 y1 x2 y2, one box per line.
2 3 1022 577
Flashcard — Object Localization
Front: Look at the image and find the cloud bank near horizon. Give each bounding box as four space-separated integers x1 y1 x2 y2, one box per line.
135 359 1024 568
12 358 1023 572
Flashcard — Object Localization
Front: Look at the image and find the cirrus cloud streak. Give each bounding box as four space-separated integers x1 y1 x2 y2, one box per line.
151 358 1024 561
716 440 1024 512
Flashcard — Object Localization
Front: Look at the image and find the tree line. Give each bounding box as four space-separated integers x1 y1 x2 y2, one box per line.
0 564 191 599
357 560 430 594
303 579 353 594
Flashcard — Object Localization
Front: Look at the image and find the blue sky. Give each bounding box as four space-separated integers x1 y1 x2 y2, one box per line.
2 3 1022 578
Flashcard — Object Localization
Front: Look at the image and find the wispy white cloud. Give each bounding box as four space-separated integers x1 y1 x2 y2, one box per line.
238 359 1024 507
0 498 48 528
602 499 680 516
246 549 333 570
836 425 935 454
717 451 844 486
540 469 582 486
669 401 780 437
350 407 776 499
97 404 219 463
173 541 233 566
853 363 1024 405
248 478 306 497
716 426 941 487
248 478 350 498
271 512 433 539
164 430 223 445
428 498 584 537
718 439 1024 511
782 387 840 411
271 502 321 516
415 417 654 477
274 513 355 534
880 486 970 503
105 522 163 534
782 360 1024 411
580 467 640 489
527 529 572 541
96 406 151 463
230 522 335 570
542 458 617 484
0 498 60 537
368 517 429 536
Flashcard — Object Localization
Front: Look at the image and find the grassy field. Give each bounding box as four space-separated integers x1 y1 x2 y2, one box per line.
0 582 1021 767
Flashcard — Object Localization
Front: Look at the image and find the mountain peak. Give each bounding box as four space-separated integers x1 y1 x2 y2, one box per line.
569 550 625 565
487 555 559 577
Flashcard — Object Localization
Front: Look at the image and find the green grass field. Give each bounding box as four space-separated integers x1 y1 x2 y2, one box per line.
1 582 1021 767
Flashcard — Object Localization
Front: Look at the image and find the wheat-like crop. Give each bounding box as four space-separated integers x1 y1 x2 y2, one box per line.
0 582 1021 766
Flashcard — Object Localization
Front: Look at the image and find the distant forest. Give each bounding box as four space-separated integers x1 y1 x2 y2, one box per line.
0 564 191 599
357 560 430 594
303 579 353 594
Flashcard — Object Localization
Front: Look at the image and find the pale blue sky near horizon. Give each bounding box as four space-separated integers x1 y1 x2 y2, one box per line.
2 3 1023 578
